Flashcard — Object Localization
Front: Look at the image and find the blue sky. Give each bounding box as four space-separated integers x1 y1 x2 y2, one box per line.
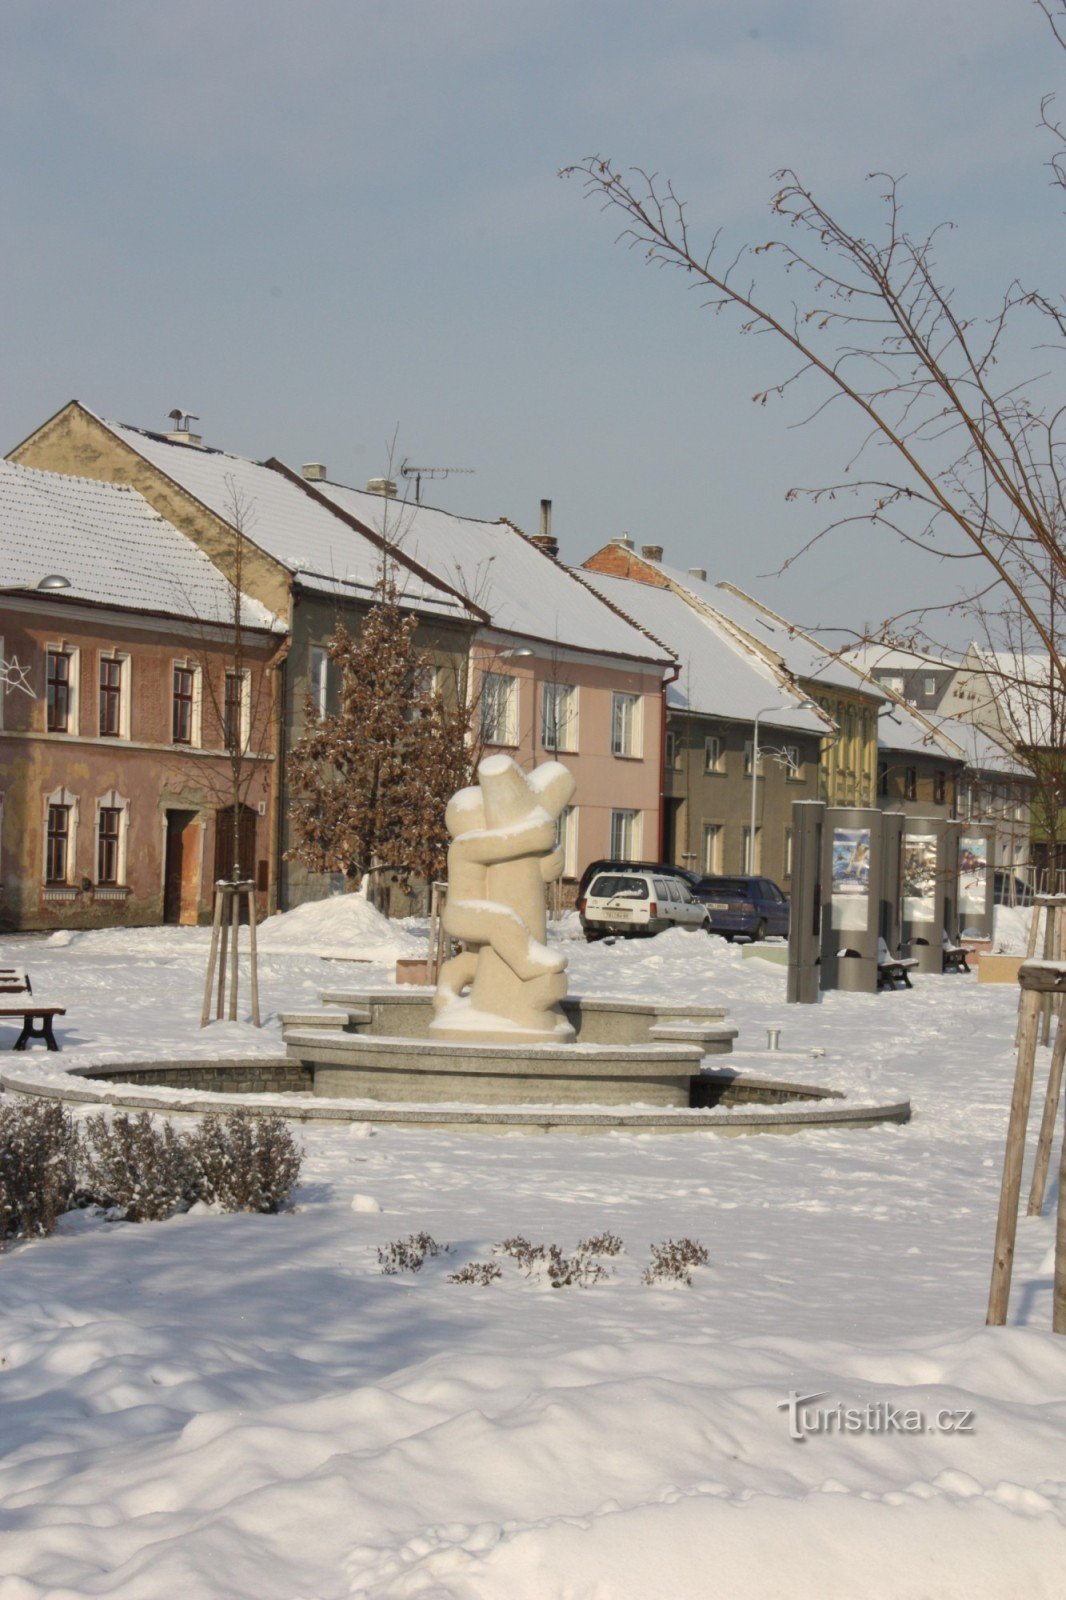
2 0 1060 645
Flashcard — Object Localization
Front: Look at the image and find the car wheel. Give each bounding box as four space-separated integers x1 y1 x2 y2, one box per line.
702 917 713 934
754 919 767 941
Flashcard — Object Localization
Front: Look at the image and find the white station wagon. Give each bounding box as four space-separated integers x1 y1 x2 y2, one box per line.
579 870 712 942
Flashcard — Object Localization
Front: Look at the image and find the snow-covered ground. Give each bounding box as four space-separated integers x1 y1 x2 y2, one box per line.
0 909 1063 1599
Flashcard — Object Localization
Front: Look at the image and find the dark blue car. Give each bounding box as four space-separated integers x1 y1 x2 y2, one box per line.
692 875 790 941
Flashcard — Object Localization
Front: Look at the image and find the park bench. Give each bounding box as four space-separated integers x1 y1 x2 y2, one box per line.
877 938 919 991
0 968 65 1050
942 932 974 975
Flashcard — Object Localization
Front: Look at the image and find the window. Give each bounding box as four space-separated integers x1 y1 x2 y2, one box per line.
98 656 123 737
46 804 71 883
783 744 802 780
664 730 680 770
784 826 794 879
309 645 329 717
46 649 75 732
743 740 755 777
924 677 937 697
555 804 577 878
702 822 722 872
884 675 905 694
480 672 518 745
904 766 917 802
933 770 946 806
877 759 889 797
92 789 129 890
611 692 642 757
96 808 121 884
172 665 198 745
704 735 723 774
224 670 249 752
542 683 577 752
610 808 640 857
742 825 761 872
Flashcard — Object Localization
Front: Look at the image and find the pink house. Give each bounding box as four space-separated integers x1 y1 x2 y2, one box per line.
282 475 674 886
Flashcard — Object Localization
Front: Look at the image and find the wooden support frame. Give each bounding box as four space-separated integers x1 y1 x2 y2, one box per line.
200 879 262 1028
988 959 1066 1329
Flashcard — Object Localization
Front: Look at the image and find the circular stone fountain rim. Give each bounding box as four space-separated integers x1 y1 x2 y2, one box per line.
0 1059 912 1133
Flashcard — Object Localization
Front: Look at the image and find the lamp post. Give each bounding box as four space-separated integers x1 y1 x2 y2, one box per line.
748 703 801 873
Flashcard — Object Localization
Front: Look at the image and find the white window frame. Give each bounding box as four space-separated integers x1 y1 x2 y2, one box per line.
45 642 80 736
611 692 642 758
784 826 794 879
701 821 722 873
703 734 723 774
555 804 578 879
43 785 79 885
742 824 762 873
480 671 518 746
172 660 203 749
95 788 129 887
743 739 756 777
542 682 578 753
309 644 329 718
610 807 641 858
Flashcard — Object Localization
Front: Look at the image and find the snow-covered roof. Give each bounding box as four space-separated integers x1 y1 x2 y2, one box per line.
876 700 965 761
97 418 478 625
843 643 959 675
578 570 830 733
932 713 1029 775
0 460 281 631
623 554 884 697
304 481 671 664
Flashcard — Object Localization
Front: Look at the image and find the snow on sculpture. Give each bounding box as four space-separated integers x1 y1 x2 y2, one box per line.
431 754 576 1043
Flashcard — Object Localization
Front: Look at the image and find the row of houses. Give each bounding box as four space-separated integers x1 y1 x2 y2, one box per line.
0 399 1035 932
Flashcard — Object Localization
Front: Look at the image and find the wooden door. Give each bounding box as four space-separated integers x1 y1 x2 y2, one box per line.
163 810 200 925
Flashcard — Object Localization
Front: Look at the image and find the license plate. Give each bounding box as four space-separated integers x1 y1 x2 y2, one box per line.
709 902 729 911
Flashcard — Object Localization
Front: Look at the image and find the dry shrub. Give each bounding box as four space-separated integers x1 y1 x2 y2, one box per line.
494 1234 617 1288
191 1112 302 1214
642 1238 710 1287
447 1261 502 1286
377 1232 448 1274
83 1111 198 1222
0 1099 80 1245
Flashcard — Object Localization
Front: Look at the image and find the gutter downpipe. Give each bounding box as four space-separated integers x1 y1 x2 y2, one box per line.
659 661 682 860
269 597 294 915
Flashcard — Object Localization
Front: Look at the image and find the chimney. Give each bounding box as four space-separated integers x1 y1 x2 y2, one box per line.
302 462 327 482
530 497 559 558
641 544 664 561
365 477 398 498
615 533 635 550
688 567 707 582
165 408 203 448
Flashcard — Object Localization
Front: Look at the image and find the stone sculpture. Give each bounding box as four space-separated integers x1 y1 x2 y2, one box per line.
431 754 577 1043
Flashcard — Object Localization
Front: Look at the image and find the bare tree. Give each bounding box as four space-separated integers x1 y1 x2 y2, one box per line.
562 3 1066 865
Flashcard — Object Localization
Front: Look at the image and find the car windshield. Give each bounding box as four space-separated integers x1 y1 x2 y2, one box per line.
589 875 649 900
699 878 752 898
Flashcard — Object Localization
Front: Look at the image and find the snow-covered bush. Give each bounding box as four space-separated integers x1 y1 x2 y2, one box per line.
377 1233 448 1273
641 1238 710 1287
191 1112 302 1214
81 1110 301 1222
494 1234 616 1287
0 1099 80 1245
446 1261 502 1286
83 1112 198 1222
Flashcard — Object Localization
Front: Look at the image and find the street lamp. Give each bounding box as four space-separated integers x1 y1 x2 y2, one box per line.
748 703 801 873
